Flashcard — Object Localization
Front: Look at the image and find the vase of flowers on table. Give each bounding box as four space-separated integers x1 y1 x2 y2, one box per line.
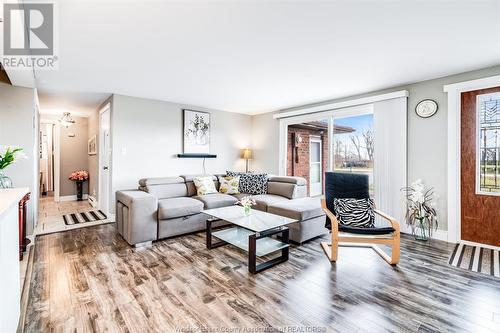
237 196 257 215
402 179 438 241
69 170 89 201
0 146 27 189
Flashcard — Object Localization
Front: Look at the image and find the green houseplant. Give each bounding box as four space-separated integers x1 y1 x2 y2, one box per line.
0 146 26 189
402 179 438 241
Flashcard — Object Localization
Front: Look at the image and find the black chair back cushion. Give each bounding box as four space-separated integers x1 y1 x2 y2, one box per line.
324 172 395 235
325 172 369 230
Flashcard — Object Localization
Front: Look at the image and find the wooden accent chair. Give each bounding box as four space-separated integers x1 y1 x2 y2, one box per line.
320 172 400 265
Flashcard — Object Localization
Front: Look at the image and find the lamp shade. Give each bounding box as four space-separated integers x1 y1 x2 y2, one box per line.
241 148 253 159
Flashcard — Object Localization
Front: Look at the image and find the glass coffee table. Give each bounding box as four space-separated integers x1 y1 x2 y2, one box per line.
202 205 297 274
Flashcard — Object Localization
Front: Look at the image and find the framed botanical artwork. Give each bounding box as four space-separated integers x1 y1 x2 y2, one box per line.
88 135 97 155
183 109 210 154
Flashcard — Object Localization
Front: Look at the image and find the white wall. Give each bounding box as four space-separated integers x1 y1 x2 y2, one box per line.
251 65 500 231
251 111 280 175
0 83 38 234
110 94 252 211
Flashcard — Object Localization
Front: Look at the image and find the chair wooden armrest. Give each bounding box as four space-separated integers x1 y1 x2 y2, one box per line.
374 209 400 232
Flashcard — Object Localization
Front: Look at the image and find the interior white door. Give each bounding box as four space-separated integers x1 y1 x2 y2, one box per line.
99 107 111 215
310 137 322 196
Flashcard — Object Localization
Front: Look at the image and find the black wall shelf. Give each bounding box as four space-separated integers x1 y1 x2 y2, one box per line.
177 153 217 158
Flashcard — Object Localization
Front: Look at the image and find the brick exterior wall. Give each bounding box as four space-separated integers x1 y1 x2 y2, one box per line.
287 127 328 196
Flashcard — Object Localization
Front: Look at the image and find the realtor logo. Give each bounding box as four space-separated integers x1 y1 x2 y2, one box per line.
2 2 58 70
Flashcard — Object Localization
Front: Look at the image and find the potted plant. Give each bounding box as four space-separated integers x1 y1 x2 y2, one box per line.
402 179 438 241
69 170 89 201
0 146 27 189
237 196 257 215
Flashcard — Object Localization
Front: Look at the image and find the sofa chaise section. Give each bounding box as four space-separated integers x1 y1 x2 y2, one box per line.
267 197 326 244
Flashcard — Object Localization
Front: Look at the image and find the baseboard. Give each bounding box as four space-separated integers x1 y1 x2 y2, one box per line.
88 195 98 207
401 229 449 242
59 194 89 202
431 229 449 242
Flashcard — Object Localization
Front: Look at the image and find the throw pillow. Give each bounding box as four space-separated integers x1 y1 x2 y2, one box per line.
333 198 375 228
227 171 268 195
193 176 217 196
218 176 240 194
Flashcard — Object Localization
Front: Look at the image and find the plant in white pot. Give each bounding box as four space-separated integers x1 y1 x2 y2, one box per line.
0 146 27 189
402 179 438 241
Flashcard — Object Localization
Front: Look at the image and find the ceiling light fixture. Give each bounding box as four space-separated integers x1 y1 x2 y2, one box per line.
59 112 75 128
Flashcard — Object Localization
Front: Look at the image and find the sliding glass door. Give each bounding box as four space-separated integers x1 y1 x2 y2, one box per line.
332 114 374 195
286 118 330 197
285 106 373 197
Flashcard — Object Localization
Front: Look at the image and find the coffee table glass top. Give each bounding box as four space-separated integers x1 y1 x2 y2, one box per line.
202 205 297 232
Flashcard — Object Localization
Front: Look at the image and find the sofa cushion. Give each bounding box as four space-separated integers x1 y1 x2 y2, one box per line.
138 177 188 199
139 177 185 186
268 198 325 221
158 197 204 220
267 182 297 199
251 194 288 211
194 193 238 209
268 176 307 186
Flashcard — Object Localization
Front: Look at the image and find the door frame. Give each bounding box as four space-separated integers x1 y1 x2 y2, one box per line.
309 136 322 197
98 103 112 215
39 119 61 202
444 74 500 243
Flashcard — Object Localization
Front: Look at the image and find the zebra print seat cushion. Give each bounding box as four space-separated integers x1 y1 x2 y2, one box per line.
333 198 375 228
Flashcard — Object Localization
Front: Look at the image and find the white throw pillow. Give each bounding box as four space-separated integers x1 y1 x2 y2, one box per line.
193 176 217 196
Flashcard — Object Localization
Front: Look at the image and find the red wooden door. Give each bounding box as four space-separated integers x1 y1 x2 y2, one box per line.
461 87 500 247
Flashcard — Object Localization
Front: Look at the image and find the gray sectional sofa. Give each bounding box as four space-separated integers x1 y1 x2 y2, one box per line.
115 174 327 246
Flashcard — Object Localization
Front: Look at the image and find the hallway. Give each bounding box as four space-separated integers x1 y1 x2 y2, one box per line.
36 196 113 235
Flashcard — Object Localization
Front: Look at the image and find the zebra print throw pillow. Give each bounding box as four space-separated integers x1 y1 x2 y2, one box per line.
333 198 375 228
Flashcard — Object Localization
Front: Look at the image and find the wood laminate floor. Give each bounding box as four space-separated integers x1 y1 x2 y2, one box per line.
24 224 500 333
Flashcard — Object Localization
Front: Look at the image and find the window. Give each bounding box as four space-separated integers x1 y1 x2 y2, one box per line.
477 92 500 194
333 114 374 195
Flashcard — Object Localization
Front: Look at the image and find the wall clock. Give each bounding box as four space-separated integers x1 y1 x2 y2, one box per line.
415 99 438 118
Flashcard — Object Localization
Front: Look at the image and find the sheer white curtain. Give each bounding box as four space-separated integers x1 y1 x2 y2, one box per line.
373 97 408 230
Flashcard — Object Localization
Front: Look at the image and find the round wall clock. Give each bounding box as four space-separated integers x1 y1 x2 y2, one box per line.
415 99 438 118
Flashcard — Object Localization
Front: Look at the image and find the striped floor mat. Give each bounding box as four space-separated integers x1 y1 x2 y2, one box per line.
449 242 500 278
63 210 107 225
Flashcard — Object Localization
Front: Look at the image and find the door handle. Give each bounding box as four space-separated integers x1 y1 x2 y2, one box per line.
103 166 108 170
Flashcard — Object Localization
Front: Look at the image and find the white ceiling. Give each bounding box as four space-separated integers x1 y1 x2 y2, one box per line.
38 90 109 117
28 0 500 115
